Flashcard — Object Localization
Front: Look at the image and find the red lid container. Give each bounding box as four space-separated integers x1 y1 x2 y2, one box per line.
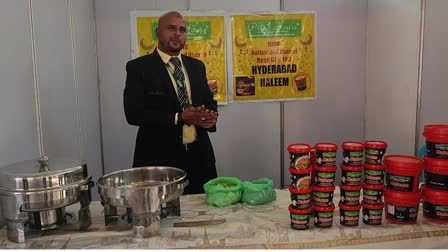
363 183 386 191
342 141 365 151
312 184 335 192
289 167 312 175
384 188 422 207
338 201 361 211
364 163 386 170
365 140 388 149
423 124 448 143
315 143 338 151
313 203 335 212
421 184 448 223
289 185 312 194
288 143 311 153
423 155 448 174
288 205 312 214
421 184 448 205
340 183 362 191
362 200 385 209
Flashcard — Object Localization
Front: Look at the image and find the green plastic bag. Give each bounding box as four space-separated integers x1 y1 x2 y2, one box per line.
203 177 243 207
241 178 276 205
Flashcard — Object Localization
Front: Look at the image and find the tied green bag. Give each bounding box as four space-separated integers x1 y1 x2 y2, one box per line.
203 177 243 207
242 178 276 205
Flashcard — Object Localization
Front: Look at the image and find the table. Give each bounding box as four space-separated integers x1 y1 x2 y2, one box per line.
1 188 448 249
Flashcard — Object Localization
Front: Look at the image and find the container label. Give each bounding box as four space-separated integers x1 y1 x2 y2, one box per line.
341 170 362 185
290 213 310 230
426 142 448 159
386 204 419 223
291 193 311 209
312 191 334 206
362 208 383 225
315 172 335 187
424 171 448 190
340 209 360 226
423 202 448 221
341 190 361 205
289 152 310 169
314 211 334 228
365 148 386 164
386 173 415 192
290 173 311 189
343 150 364 166
364 169 385 185
363 188 383 205
316 151 337 166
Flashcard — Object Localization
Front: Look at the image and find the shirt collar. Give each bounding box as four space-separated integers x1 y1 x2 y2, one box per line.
157 47 182 65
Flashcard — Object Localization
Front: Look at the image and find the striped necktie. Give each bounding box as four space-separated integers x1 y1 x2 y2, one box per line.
168 57 190 110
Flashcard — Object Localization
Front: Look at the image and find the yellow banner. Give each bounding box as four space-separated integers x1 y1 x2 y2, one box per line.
231 13 315 102
135 15 228 104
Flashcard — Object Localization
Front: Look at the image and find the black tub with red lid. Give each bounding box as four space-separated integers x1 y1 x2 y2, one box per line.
423 155 448 190
342 141 364 166
363 183 385 205
384 188 421 224
364 140 388 165
423 124 448 159
339 183 362 206
340 163 362 186
385 155 423 192
362 200 384 225
315 143 338 167
289 167 312 190
364 163 386 185
421 184 448 223
313 203 335 228
288 143 311 169
288 206 312 230
339 202 361 226
289 186 312 209
312 184 335 207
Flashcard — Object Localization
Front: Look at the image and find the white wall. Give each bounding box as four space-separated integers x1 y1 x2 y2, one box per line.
0 0 102 194
365 0 422 155
418 0 448 148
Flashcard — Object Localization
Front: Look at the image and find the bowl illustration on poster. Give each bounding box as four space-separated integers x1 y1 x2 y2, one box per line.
292 72 310 92
235 76 255 96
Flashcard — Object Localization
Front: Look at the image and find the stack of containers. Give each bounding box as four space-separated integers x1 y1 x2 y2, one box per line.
287 143 313 230
384 154 423 224
312 143 338 228
421 124 448 223
339 141 364 227
362 140 388 225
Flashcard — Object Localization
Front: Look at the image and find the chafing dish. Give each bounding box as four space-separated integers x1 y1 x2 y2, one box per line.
0 156 94 243
97 166 188 238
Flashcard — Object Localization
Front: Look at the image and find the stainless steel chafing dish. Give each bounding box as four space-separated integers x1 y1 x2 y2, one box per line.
0 156 94 243
97 166 188 238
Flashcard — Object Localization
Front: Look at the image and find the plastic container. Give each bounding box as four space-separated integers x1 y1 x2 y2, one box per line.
289 206 312 230
315 143 338 167
312 185 335 207
340 163 363 186
288 143 311 169
313 203 335 228
385 155 423 192
314 165 337 187
423 155 448 190
362 183 385 205
339 184 362 206
421 184 448 223
289 167 312 189
339 202 361 226
342 141 364 166
364 140 388 165
362 201 384 225
423 124 448 159
363 163 386 185
384 188 421 224
310 148 316 184
289 186 312 209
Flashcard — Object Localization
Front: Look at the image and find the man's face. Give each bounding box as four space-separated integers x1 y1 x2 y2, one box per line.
156 14 187 55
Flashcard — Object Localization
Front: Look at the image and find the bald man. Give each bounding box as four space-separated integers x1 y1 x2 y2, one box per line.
124 11 219 194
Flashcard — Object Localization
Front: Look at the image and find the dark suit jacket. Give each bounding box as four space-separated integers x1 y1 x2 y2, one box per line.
124 50 217 170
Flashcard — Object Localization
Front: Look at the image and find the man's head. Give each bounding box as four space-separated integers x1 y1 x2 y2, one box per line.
156 11 187 56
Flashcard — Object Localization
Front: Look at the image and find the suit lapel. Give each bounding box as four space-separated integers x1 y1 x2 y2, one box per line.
182 55 199 106
153 52 178 103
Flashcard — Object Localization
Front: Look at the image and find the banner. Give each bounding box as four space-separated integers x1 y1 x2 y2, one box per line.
230 13 315 102
130 11 228 104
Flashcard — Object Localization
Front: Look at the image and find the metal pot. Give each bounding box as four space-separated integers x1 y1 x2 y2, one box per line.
0 156 93 243
97 166 188 238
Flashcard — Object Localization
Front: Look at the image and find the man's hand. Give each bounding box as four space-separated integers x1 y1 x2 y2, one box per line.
180 105 218 128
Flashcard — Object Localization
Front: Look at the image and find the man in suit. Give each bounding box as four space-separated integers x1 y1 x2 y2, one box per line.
124 11 219 194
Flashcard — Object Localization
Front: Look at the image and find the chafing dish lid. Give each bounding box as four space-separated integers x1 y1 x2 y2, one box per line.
0 156 89 192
